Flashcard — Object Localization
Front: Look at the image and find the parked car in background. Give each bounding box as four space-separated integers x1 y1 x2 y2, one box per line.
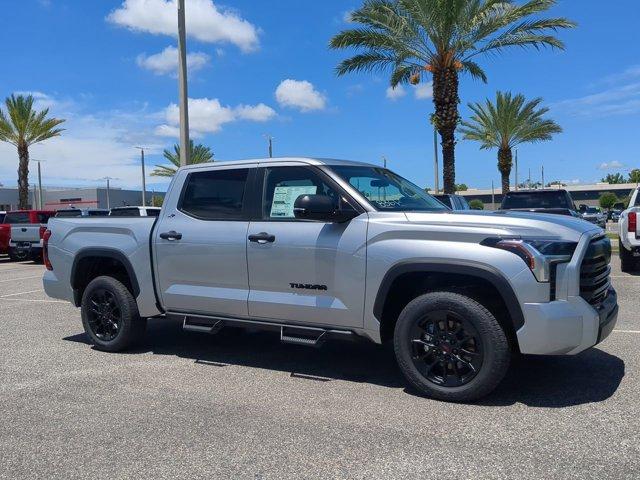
500 189 580 217
109 206 161 217
433 194 470 210
44 157 617 402
609 203 625 222
55 208 110 218
618 187 640 272
581 206 607 229
4 210 55 261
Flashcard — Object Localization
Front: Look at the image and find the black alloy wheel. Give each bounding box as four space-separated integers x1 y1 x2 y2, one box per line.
86 288 122 341
409 310 483 387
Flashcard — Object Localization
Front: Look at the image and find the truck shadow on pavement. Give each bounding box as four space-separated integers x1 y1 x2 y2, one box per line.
65 318 625 408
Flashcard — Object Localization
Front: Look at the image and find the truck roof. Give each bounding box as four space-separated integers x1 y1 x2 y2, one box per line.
179 157 376 171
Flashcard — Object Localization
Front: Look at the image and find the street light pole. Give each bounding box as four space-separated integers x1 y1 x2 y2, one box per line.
30 159 45 209
100 177 116 210
177 0 190 167
514 149 519 191
135 147 147 206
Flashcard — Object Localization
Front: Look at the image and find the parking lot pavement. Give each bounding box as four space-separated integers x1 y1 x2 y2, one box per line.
1 257 639 479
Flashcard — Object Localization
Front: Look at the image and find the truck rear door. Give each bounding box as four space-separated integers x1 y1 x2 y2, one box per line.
153 166 254 318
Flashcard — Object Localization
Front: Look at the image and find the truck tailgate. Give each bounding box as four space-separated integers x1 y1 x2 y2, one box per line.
10 225 42 243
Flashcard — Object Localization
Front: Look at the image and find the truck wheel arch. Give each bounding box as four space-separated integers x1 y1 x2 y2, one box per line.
71 249 140 307
374 261 525 344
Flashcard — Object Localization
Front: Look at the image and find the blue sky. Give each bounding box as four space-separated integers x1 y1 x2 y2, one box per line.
0 0 638 192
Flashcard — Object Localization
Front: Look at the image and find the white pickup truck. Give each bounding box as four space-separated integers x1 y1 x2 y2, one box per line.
618 186 640 272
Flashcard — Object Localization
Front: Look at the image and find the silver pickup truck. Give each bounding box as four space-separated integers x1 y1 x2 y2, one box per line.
43 158 618 402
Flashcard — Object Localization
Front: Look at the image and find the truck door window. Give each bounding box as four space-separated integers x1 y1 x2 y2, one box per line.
261 166 340 220
180 168 249 220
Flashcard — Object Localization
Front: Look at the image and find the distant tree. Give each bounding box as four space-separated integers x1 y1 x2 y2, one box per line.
151 140 213 177
469 199 484 210
601 173 625 184
628 169 640 183
455 183 468 192
0 94 65 208
151 195 164 207
599 192 619 209
546 180 566 187
460 92 561 194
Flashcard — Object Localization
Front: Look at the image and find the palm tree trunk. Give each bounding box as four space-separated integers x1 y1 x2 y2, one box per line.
432 67 460 194
498 148 513 193
17 142 30 210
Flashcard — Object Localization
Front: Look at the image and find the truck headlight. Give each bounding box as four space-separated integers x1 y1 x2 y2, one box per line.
481 238 577 282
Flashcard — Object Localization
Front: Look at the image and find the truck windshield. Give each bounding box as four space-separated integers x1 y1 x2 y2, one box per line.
501 191 571 209
329 166 447 212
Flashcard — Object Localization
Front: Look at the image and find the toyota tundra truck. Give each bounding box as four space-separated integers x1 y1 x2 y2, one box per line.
42 158 618 402
618 186 640 272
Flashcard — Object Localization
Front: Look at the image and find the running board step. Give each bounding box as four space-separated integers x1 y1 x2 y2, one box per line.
280 326 328 347
183 316 223 334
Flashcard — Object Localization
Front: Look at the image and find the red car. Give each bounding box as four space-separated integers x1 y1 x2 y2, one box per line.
0 210 56 260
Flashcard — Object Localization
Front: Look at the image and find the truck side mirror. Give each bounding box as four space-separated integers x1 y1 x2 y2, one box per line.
293 195 358 223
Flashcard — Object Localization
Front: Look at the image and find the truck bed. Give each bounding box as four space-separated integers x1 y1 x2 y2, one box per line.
43 217 161 318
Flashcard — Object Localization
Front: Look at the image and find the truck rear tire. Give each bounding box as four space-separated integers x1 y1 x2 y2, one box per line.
394 291 510 403
81 276 147 352
619 240 637 272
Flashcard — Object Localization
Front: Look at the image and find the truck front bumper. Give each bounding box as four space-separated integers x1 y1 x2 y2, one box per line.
516 288 618 355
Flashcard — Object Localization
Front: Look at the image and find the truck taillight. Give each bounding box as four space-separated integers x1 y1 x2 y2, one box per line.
43 229 53 271
629 212 637 233
39 225 47 238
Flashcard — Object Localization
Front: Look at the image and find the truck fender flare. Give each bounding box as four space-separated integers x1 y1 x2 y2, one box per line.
373 261 525 330
71 248 141 304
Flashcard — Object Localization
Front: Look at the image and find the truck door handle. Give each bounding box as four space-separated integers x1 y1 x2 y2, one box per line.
159 231 182 241
248 232 276 244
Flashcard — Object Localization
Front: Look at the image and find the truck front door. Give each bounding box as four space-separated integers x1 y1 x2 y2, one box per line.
154 166 253 318
246 164 368 328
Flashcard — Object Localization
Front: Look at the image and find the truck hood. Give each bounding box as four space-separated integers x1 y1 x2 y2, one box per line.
401 210 599 243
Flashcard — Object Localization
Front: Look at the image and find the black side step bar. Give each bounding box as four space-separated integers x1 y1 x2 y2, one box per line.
176 313 354 347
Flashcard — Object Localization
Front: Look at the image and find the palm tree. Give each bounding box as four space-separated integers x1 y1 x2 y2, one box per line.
330 0 574 193
460 91 561 193
0 94 65 208
151 140 214 177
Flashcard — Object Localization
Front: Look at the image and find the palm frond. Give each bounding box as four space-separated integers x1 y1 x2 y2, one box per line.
151 140 214 177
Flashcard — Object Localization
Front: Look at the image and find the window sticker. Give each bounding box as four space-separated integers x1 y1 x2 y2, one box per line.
270 185 317 218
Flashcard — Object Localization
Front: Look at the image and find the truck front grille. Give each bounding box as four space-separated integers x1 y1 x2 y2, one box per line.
580 236 612 308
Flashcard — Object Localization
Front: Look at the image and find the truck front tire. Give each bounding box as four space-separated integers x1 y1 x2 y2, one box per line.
394 291 510 403
80 276 146 352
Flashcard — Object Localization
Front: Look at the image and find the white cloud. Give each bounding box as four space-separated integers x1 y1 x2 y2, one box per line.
598 161 626 171
342 10 354 23
414 82 433 100
275 79 326 112
386 85 406 101
136 46 210 76
156 97 276 137
107 0 259 52
554 66 640 117
0 95 166 188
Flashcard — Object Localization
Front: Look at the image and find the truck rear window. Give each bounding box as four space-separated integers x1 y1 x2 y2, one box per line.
4 212 30 224
110 208 141 217
501 191 571 209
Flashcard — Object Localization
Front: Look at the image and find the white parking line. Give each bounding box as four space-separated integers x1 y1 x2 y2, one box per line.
0 289 43 298
0 275 42 284
0 298 67 304
613 329 640 334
